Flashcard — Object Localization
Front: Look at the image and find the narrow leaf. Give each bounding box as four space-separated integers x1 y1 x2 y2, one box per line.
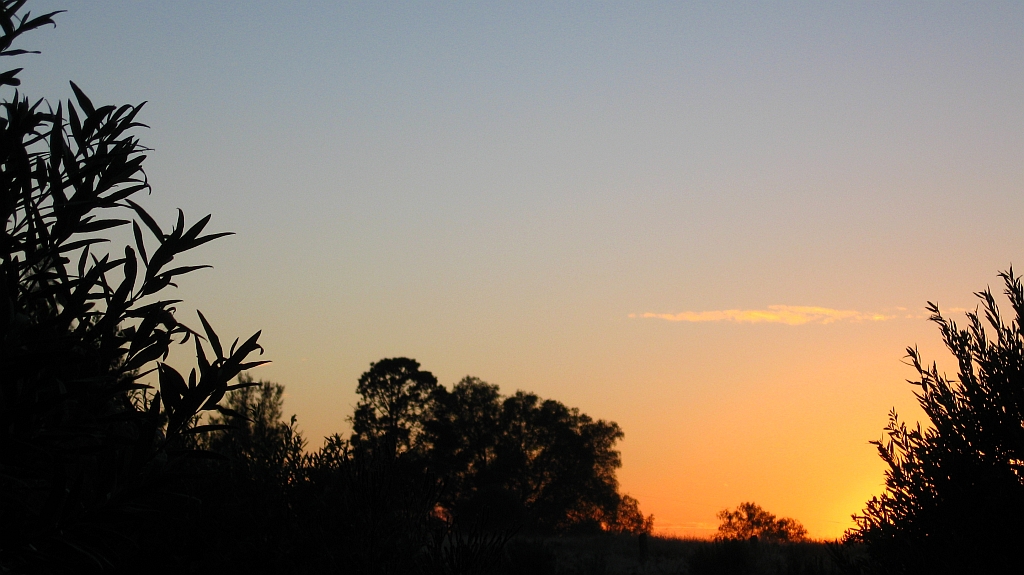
197 310 222 359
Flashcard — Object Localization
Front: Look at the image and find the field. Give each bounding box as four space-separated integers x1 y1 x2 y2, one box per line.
498 533 861 575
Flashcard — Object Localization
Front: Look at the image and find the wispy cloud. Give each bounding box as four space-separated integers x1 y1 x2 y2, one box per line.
629 305 897 325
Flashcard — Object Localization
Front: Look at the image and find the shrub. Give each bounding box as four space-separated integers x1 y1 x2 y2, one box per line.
847 270 1024 574
0 3 266 570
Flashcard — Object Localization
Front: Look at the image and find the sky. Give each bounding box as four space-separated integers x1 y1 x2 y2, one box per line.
14 1 1024 538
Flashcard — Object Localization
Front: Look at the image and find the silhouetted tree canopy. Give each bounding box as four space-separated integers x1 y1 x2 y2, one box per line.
347 361 652 536
351 357 439 456
716 502 807 542
157 361 653 573
424 372 651 534
494 390 625 532
848 270 1024 574
605 494 656 535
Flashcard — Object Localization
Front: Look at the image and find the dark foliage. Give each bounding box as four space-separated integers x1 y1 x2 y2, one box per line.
605 494 655 535
424 374 651 535
350 356 439 456
493 390 624 533
300 434 442 575
167 361 650 574
502 538 558 575
420 513 518 575
0 3 265 571
492 533 847 575
688 539 840 575
847 270 1024 574
178 376 305 574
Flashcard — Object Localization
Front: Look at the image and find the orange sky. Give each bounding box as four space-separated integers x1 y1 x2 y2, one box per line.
213 295 957 540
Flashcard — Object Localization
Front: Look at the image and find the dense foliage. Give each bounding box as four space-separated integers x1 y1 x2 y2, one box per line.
169 360 651 574
349 359 652 535
847 271 1024 574
0 3 266 571
426 376 641 534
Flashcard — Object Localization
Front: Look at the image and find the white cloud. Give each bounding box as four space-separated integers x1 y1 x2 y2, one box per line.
630 305 896 325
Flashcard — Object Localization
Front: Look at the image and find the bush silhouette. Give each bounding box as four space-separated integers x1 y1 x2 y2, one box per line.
0 3 266 571
173 376 305 574
301 433 443 575
847 270 1024 573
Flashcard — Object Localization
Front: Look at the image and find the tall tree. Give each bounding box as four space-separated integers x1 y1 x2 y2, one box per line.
350 357 439 455
847 270 1024 574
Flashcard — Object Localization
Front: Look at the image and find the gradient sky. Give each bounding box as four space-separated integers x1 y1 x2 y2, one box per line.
16 2 1024 538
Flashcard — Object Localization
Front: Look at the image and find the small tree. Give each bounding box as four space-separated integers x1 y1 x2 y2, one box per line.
716 502 807 542
847 270 1024 574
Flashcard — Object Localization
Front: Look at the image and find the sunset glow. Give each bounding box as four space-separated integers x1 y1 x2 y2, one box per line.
20 1 1024 543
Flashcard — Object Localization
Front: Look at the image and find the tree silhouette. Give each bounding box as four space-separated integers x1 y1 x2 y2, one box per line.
847 270 1024 574
0 3 266 570
494 390 625 532
351 357 439 456
423 374 645 534
424 377 503 508
604 494 654 535
716 502 807 542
